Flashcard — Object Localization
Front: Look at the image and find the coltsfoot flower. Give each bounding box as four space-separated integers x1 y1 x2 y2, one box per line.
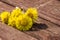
25 8 38 21
0 11 10 23
11 7 23 17
16 15 33 31
8 16 16 27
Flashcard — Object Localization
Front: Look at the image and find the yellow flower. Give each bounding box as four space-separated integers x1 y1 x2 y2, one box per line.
8 7 24 27
0 11 10 23
8 16 16 27
25 8 38 21
16 15 33 31
11 7 23 17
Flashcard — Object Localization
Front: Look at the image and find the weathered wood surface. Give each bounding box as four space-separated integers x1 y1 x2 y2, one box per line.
0 0 51 9
1 0 60 26
0 22 37 40
38 0 60 26
0 0 60 40
0 1 14 12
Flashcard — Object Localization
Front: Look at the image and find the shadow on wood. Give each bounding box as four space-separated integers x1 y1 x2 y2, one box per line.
29 23 48 31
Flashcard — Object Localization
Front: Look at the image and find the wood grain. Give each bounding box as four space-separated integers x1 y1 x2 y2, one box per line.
0 0 60 40
0 22 38 40
1 0 60 26
0 0 51 9
38 0 60 26
24 17 60 40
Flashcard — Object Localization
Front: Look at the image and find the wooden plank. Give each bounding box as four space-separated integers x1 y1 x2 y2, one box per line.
39 17 60 35
38 0 60 26
39 0 60 17
0 0 51 9
0 2 14 12
0 2 37 40
0 22 37 40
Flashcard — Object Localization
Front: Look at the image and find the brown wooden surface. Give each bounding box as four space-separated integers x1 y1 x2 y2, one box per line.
0 0 60 40
1 0 60 26
0 22 38 40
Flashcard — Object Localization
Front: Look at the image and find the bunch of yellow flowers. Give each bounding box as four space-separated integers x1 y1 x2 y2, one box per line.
0 7 38 31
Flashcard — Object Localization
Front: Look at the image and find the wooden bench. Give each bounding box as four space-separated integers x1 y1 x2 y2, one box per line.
0 0 60 40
